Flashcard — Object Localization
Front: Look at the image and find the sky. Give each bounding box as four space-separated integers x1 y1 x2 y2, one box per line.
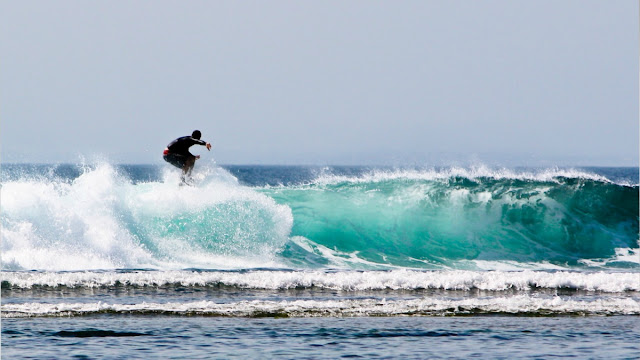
1 1 638 166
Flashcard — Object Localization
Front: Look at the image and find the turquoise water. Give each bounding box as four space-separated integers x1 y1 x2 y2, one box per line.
2 164 639 358
268 174 637 268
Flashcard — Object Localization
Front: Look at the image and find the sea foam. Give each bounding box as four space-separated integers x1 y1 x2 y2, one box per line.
3 270 639 293
4 295 639 318
1 164 292 271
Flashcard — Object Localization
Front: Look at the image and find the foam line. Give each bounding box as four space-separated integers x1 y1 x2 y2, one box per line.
4 295 639 318
4 270 639 293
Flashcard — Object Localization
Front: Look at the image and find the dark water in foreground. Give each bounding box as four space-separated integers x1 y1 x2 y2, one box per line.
3 316 640 359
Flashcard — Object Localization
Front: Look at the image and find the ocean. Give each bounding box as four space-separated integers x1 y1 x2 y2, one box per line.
1 163 639 359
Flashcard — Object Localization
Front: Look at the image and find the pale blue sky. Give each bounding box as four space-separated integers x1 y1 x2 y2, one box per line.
1 1 638 166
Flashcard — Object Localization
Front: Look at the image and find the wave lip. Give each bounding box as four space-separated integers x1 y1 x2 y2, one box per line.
3 270 639 293
307 166 628 186
4 295 639 318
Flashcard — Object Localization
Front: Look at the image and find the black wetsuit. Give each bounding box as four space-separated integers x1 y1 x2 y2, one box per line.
163 136 207 169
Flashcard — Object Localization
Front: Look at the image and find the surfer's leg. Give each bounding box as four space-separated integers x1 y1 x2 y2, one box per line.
165 153 191 183
164 154 185 169
182 156 196 179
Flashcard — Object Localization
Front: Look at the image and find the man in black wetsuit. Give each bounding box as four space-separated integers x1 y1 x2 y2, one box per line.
163 130 212 181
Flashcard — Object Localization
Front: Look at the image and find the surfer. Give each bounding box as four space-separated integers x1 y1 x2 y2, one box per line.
163 130 212 182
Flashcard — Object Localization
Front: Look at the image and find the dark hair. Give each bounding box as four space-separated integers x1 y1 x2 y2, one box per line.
192 130 202 139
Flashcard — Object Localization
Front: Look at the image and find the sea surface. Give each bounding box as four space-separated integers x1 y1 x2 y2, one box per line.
2 163 639 359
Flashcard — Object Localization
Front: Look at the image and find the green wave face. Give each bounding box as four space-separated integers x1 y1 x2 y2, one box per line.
266 177 639 267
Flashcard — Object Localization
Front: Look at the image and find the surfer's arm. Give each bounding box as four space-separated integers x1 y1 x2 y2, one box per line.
192 138 211 151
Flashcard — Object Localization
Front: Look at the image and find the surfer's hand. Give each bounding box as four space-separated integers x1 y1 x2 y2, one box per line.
206 143 211 151
196 155 201 160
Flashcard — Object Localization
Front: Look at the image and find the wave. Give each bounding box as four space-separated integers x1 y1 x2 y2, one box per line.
1 164 638 271
267 168 639 269
1 164 292 271
3 270 639 293
4 296 639 318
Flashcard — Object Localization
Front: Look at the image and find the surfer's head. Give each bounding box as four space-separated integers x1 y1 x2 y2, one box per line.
192 130 202 139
